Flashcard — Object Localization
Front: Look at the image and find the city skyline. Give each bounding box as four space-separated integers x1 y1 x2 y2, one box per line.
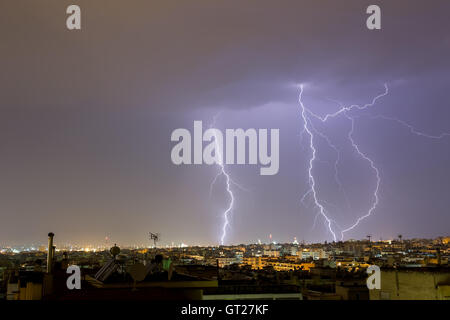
1 234 448 251
1 1 450 246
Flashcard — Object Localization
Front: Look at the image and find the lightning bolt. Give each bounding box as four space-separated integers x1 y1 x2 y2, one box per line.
208 114 247 245
369 115 450 139
298 85 338 241
298 83 450 241
339 113 380 238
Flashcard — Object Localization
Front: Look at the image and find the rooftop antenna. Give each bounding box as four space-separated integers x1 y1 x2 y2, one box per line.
149 232 160 248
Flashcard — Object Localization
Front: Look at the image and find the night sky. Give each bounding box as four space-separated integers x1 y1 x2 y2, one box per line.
1 1 449 246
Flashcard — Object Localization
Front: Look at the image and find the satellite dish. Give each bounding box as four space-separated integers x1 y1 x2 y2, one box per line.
110 244 120 257
128 263 147 282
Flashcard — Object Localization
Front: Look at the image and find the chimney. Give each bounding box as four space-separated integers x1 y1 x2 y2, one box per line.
47 232 55 274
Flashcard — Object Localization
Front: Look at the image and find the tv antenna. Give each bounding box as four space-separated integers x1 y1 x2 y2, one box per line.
149 232 160 248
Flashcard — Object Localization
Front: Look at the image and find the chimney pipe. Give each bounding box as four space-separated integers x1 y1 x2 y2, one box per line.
47 232 54 274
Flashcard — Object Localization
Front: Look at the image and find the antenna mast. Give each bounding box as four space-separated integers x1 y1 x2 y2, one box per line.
149 232 160 248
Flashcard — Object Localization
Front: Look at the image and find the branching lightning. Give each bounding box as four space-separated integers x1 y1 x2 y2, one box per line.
205 83 449 244
369 115 450 139
339 113 380 238
208 114 246 245
298 86 338 241
298 83 450 241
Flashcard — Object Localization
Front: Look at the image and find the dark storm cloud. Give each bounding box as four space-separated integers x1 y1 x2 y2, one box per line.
2 1 449 111
0 1 449 245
